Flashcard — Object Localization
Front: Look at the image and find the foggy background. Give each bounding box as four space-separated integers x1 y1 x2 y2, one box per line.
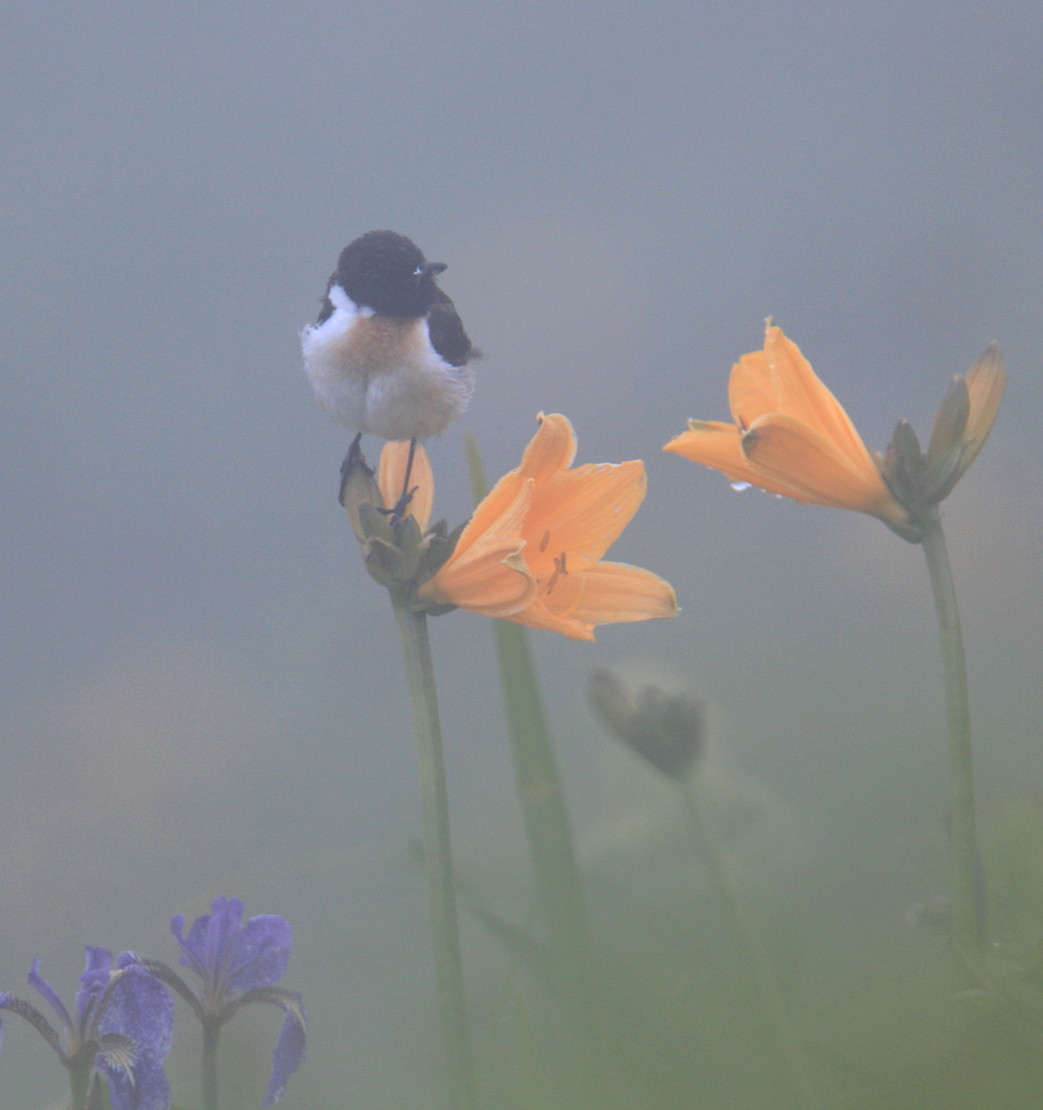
3 2 1041 1106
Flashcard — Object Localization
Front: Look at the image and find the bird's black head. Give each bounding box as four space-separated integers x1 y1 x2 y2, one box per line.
334 230 447 317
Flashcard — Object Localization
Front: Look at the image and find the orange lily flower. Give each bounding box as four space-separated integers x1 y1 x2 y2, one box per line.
664 323 919 540
378 440 537 618
388 414 678 641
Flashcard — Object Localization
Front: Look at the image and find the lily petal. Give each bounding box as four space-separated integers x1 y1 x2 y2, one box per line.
379 441 433 532
665 420 772 489
730 327 871 466
564 561 679 625
524 461 647 571
516 412 578 480
741 413 899 516
452 412 577 541
421 481 536 616
506 562 677 642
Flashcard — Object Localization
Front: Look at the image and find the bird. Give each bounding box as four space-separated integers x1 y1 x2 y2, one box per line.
301 230 476 516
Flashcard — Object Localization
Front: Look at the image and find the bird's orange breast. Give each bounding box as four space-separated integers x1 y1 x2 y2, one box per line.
334 314 427 377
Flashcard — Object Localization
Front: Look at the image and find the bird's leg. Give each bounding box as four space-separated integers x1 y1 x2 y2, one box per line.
338 432 366 506
389 437 419 525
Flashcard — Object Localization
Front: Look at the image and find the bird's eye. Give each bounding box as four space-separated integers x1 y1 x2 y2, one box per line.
412 265 425 277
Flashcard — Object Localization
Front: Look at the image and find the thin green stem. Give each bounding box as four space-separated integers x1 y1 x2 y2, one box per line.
492 620 591 981
68 1067 90 1110
491 621 602 1110
678 785 822 1110
201 1020 220 1110
389 583 477 1110
465 435 591 977
918 506 984 955
467 435 599 1106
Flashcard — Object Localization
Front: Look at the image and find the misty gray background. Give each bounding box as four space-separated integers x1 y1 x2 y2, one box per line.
3 2 1042 1107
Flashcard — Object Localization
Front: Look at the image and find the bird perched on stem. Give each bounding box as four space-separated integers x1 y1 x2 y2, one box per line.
301 229 476 517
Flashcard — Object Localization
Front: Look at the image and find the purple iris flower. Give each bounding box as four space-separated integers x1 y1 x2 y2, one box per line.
143 896 305 1107
0 947 173 1110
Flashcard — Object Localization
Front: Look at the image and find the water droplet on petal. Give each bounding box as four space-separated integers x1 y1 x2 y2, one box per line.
729 481 751 493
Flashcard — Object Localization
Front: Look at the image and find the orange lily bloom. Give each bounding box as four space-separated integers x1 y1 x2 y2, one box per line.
378 440 537 618
664 323 919 540
385 414 678 641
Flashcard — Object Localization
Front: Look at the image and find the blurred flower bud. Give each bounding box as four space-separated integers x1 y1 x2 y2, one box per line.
587 669 704 779
904 893 952 930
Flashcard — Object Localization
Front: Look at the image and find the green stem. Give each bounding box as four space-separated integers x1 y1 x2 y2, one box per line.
389 583 477 1110
466 435 591 977
68 1067 90 1110
492 621 602 1110
201 1020 220 1110
492 620 591 981
678 786 822 1110
467 435 599 1105
918 506 984 954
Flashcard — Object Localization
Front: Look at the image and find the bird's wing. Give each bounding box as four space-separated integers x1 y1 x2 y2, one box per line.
427 290 473 367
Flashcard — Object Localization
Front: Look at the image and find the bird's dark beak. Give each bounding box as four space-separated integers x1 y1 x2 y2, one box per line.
421 261 447 277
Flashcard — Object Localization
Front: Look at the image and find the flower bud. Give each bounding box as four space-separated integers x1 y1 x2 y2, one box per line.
588 669 704 779
881 344 1005 518
340 440 464 595
922 375 972 502
339 440 386 544
882 418 928 512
